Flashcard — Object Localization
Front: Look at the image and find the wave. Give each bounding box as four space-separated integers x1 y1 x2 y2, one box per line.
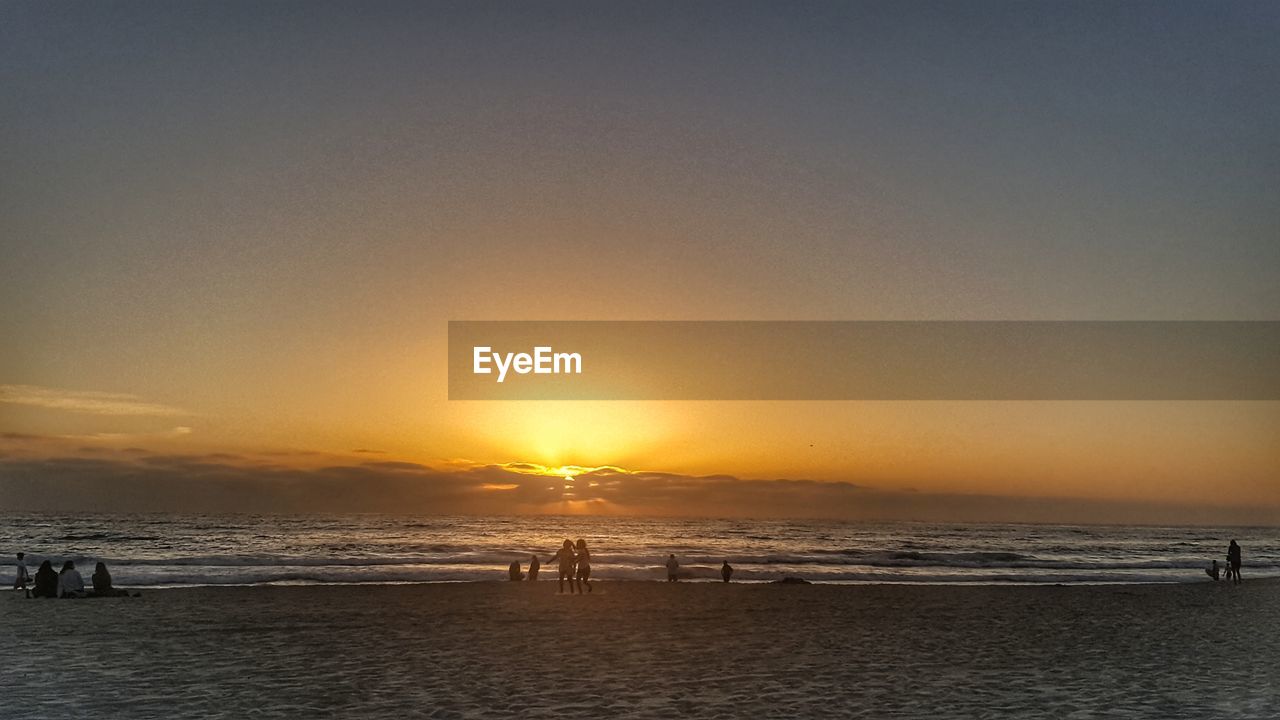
98 565 1260 588
28 550 1277 575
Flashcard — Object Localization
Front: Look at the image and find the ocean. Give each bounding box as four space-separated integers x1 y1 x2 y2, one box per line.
4 514 1277 588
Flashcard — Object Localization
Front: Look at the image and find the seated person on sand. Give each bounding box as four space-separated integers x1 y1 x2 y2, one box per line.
1205 559 1220 581
92 562 130 597
33 560 58 598
58 560 85 598
508 560 525 581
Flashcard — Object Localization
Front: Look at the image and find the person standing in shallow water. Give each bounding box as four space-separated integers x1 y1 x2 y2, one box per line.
666 554 679 582
721 561 733 583
574 539 592 594
1227 540 1242 584
546 540 577 594
13 552 30 598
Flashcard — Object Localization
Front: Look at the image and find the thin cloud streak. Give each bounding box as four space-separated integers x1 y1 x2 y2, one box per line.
0 385 187 417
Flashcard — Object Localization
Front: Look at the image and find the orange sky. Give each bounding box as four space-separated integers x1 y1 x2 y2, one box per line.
2 3 1278 523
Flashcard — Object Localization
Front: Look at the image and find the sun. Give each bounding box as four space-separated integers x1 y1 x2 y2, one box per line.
456 402 680 468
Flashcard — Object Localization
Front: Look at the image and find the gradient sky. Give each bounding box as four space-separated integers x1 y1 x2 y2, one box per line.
1 1 1277 522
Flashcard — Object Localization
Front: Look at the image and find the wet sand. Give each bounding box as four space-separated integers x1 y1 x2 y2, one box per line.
7 580 1278 718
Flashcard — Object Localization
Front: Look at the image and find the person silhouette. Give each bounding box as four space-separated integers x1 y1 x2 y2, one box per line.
1227 540 1242 585
547 540 577 594
574 539 592 593
508 560 524 581
721 560 734 583
528 554 540 581
1205 559 1220 581
92 562 128 596
666 554 679 582
58 560 85 598
32 560 57 598
13 552 30 598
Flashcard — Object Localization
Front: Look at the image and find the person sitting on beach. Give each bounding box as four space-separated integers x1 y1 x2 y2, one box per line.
1205 559 1220 582
574 539 592 594
58 560 85 598
666 554 679 582
508 560 525 581
528 554 540 581
1227 540 1242 585
13 552 31 598
92 562 129 597
721 560 734 583
547 540 578 594
32 560 58 598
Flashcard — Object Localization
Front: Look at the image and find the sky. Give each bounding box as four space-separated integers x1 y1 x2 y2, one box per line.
1 1 1277 522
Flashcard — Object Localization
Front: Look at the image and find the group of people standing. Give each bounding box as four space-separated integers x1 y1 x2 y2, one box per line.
507 538 593 594
1206 540 1244 585
11 553 130 599
507 547 739 588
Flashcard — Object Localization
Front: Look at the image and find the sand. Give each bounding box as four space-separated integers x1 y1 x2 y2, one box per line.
5 580 1278 718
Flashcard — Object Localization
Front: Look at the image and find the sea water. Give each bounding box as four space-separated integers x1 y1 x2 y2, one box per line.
2 514 1276 588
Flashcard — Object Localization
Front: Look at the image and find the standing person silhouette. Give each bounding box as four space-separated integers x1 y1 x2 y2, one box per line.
721 561 734 583
546 540 577 594
574 539 593 593
666 554 679 582
528 554 540 581
13 552 30 598
1227 540 1242 585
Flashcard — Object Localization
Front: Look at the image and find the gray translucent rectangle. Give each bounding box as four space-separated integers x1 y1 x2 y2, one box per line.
448 321 1280 400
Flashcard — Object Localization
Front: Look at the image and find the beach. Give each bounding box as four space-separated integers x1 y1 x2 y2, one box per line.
7 580 1278 718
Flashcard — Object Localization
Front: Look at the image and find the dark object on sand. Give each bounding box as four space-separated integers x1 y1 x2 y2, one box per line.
508 561 524 581
773 576 811 584
528 554 540 581
1206 560 1220 581
721 561 734 583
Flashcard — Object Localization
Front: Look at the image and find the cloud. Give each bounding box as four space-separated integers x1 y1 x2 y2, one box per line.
64 426 194 442
0 453 1273 525
0 385 186 417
